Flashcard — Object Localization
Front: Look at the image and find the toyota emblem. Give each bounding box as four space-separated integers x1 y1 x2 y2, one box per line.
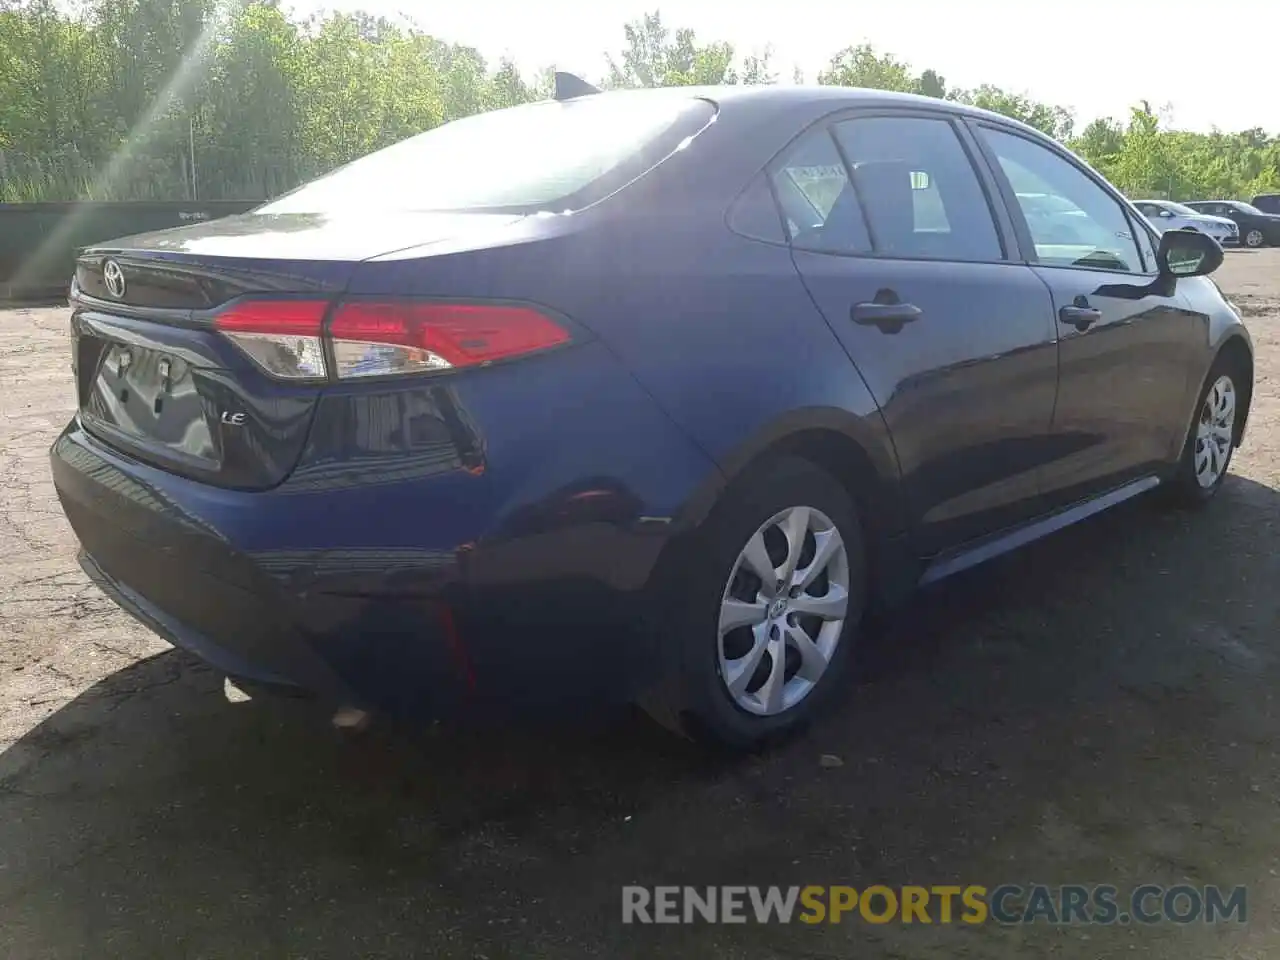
103 260 126 299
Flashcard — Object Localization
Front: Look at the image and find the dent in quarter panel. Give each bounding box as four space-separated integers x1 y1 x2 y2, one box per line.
569 222 904 532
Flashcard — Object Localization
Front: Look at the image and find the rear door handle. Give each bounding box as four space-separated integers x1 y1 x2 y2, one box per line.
1058 303 1101 332
851 301 923 332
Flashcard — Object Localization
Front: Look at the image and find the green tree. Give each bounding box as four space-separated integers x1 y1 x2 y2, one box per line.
817 43 915 91
603 10 744 88
916 68 946 99
950 84 1075 140
1073 117 1125 166
1108 103 1179 196
739 46 776 85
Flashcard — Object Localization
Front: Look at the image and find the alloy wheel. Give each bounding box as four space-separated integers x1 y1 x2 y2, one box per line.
1194 374 1236 488
717 505 850 716
1246 229 1265 248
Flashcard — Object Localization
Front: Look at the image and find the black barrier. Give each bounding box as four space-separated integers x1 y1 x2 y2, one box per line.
0 200 260 298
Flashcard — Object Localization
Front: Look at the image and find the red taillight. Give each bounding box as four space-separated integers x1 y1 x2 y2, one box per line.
328 301 571 380
214 299 327 336
213 297 571 381
214 299 328 380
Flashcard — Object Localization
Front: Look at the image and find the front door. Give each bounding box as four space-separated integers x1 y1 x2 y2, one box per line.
773 111 1060 558
972 124 1205 507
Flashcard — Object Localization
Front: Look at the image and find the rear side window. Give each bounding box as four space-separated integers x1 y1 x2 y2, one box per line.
832 116 1002 262
260 95 715 214
769 128 870 253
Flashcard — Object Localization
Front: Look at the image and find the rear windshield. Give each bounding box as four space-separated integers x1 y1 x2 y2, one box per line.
259 94 715 215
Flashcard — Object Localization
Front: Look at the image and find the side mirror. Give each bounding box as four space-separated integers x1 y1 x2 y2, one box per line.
1159 209 1175 218
1157 229 1223 278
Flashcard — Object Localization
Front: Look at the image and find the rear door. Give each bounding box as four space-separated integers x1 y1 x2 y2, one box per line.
777 109 1060 558
969 123 1203 507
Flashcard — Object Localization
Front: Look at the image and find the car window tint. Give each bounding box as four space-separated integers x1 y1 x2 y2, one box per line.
832 116 1002 262
978 127 1143 274
769 128 870 254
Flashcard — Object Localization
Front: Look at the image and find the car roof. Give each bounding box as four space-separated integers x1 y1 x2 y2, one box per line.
572 84 1052 137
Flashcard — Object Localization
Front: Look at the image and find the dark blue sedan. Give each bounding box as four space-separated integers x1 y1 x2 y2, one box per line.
51 79 1253 748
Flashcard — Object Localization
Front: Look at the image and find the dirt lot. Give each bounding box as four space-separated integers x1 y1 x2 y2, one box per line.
3 253 1280 958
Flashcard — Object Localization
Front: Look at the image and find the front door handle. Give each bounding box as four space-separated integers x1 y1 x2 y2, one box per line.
1058 301 1102 332
851 300 923 333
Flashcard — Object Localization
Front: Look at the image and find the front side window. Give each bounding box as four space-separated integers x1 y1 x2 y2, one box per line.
978 126 1144 274
260 94 715 214
832 116 1002 261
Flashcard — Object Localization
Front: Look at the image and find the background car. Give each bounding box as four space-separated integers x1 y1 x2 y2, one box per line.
50 81 1254 749
1184 199 1280 248
1133 199 1238 246
1250 193 1280 214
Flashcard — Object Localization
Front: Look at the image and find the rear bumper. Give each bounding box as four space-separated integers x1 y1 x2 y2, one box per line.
78 550 308 694
51 343 718 719
53 428 401 708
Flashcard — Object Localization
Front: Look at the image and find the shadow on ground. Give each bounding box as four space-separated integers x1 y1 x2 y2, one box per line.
3 479 1280 958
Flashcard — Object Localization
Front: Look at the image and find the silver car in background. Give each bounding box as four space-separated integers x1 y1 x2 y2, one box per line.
1134 200 1239 247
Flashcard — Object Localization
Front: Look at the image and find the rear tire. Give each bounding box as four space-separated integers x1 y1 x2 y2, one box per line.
642 457 866 750
1164 357 1241 507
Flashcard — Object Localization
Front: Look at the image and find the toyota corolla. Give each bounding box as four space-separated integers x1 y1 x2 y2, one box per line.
50 78 1254 748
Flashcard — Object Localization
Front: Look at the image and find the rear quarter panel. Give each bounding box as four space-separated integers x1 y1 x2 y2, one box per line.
557 210 904 531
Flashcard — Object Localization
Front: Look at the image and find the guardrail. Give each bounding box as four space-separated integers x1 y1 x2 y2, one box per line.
0 200 259 299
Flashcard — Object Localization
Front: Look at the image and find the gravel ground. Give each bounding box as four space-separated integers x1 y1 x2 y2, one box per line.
2 251 1280 958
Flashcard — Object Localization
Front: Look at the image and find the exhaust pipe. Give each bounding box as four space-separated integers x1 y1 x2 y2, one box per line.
331 706 372 730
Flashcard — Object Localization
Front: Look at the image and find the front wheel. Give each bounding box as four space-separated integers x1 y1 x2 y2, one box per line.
1164 361 1240 506
644 457 866 749
1244 228 1266 248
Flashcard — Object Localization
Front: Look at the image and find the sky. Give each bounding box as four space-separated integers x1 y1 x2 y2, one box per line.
299 0 1280 134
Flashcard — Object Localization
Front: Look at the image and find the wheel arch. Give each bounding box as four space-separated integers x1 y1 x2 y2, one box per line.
660 407 913 609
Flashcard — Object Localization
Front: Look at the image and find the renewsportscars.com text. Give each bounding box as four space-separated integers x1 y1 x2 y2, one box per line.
622 884 1247 925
